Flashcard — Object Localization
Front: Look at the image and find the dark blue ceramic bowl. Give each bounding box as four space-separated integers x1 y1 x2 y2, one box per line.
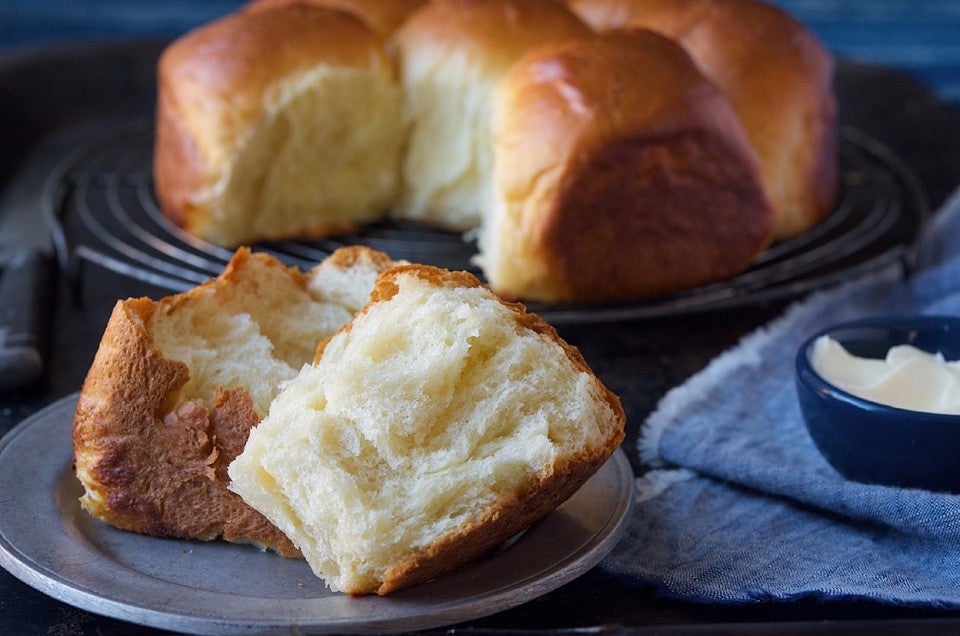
795 315 960 493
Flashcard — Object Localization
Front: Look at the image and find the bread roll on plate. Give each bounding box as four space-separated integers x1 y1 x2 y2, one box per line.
72 247 398 556
567 0 838 240
229 264 626 594
154 5 403 246
479 30 774 302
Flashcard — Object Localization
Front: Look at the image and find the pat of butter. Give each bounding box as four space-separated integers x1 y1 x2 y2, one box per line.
810 335 960 415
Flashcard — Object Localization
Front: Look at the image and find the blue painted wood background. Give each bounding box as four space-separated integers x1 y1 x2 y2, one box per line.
0 0 957 105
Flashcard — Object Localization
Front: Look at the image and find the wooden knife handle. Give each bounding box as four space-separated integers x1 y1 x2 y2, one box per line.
0 249 55 390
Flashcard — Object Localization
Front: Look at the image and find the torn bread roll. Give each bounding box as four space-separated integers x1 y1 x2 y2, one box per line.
228 264 626 594
72 247 398 556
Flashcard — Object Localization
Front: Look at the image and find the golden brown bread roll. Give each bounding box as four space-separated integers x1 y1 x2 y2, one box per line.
567 0 838 240
154 5 403 246
72 246 398 555
479 30 774 302
393 0 592 229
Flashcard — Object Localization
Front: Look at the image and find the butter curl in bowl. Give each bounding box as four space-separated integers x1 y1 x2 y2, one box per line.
795 315 960 493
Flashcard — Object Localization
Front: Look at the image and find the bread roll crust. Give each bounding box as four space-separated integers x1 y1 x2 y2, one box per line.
395 0 591 73
73 297 301 556
484 31 774 302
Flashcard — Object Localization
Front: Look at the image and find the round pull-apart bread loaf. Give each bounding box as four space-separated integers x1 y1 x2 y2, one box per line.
154 0 834 303
567 0 839 241
228 265 626 595
72 247 399 556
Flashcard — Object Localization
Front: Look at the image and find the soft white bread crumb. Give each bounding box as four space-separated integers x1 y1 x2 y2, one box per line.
149 252 347 417
149 246 395 417
228 265 625 594
392 0 590 229
307 245 407 315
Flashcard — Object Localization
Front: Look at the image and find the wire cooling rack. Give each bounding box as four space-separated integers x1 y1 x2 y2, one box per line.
47 118 929 324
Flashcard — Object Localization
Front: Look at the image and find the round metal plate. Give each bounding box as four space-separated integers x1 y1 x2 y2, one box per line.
0 394 635 635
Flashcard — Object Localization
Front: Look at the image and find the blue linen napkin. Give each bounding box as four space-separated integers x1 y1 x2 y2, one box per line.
601 187 960 606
